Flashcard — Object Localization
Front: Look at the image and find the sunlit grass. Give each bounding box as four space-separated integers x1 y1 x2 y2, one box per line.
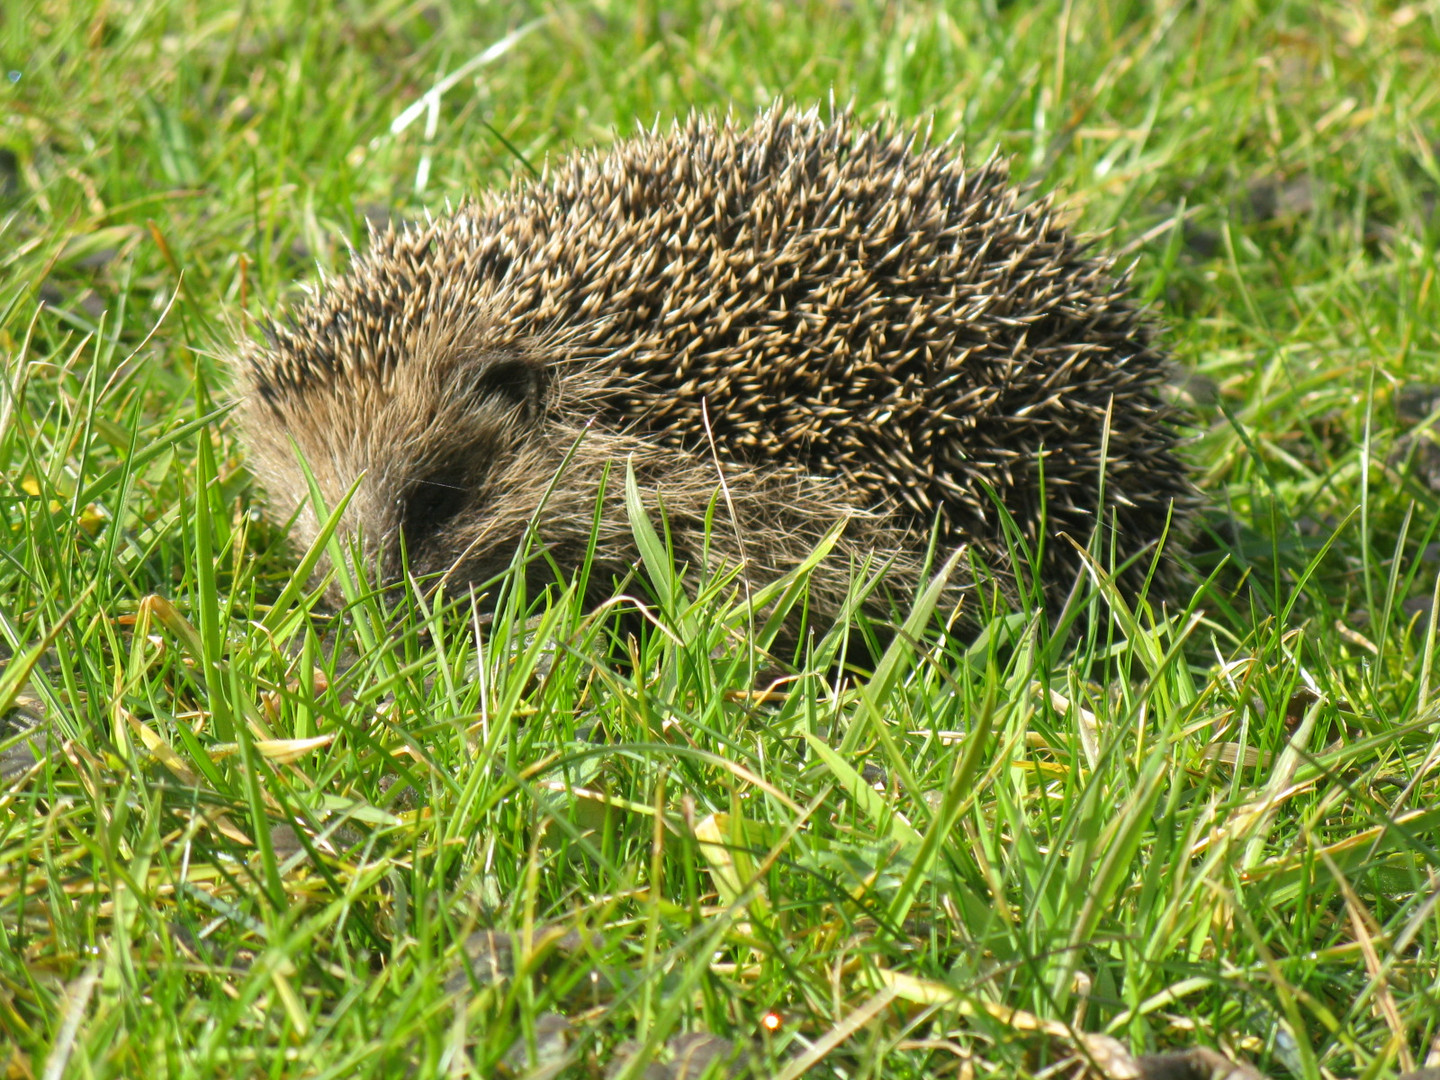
2 1 1439 1077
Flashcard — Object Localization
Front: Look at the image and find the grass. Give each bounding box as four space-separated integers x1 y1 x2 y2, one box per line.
2 0 1439 1076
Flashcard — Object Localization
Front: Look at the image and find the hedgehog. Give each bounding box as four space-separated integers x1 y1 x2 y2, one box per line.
233 105 1194 636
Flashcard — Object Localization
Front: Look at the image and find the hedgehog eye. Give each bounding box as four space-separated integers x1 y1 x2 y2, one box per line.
469 357 544 414
402 468 472 545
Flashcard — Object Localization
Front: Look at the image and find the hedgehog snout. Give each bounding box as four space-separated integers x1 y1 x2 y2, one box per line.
379 444 501 578
385 351 551 551
398 465 476 550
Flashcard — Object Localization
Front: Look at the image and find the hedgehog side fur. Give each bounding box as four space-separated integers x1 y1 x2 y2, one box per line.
234 105 1194 628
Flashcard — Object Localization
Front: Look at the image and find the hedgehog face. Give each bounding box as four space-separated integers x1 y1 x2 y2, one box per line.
388 351 550 566
238 341 557 595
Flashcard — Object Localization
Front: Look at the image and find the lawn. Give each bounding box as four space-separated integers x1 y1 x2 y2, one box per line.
2 1 1439 1077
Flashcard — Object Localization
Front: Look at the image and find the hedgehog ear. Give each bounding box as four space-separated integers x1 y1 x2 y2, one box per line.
467 354 547 415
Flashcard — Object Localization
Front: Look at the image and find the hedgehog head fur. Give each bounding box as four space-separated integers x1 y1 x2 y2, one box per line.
233 104 1195 628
